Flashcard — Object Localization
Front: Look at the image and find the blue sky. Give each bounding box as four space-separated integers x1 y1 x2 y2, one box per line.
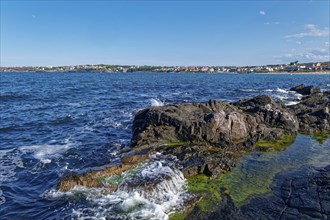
1 0 329 66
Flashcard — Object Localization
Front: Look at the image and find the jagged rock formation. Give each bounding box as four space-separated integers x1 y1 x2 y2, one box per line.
132 95 299 150
132 88 329 149
288 91 330 133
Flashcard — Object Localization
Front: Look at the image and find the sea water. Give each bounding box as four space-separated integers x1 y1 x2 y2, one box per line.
0 72 329 219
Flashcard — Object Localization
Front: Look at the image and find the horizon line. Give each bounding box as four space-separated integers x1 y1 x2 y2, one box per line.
1 60 328 68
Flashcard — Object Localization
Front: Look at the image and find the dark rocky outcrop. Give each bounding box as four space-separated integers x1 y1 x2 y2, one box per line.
288 91 330 133
290 84 321 95
132 95 299 150
132 90 329 150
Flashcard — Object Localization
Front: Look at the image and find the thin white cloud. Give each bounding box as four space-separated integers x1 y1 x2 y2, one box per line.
285 24 329 38
296 41 302 45
276 46 330 62
259 10 266 16
265 21 280 25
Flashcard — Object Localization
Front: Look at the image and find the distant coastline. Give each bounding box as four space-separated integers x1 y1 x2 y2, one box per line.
1 61 329 74
253 71 330 75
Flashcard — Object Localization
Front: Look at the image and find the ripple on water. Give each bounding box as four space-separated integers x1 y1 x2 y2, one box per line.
0 149 24 183
0 189 5 205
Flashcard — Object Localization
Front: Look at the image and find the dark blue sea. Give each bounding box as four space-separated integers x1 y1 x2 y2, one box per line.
1 72 329 219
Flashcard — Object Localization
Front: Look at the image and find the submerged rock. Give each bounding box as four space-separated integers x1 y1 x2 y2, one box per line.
241 165 330 220
183 165 330 220
186 191 243 220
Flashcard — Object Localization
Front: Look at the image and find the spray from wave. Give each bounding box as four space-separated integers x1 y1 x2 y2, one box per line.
45 153 191 220
150 98 165 107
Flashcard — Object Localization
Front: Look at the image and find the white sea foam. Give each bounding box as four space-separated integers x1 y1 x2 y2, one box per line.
239 89 259 92
113 122 123 128
20 139 74 163
150 98 165 107
286 101 299 106
0 149 24 183
274 94 289 101
46 154 190 220
276 88 289 94
292 92 303 100
238 88 274 93
273 88 303 106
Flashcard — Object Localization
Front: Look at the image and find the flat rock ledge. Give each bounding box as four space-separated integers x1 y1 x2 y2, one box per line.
185 165 330 220
57 85 329 193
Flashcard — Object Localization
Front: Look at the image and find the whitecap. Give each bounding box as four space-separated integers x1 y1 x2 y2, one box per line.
150 98 165 107
292 92 303 100
238 89 259 92
20 140 74 163
41 159 52 164
113 122 123 128
263 89 274 92
286 101 299 106
274 94 289 101
276 88 289 94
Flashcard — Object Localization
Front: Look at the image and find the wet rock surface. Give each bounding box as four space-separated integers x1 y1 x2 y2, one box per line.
240 165 330 220
184 165 330 220
57 153 149 191
288 91 330 133
186 191 243 220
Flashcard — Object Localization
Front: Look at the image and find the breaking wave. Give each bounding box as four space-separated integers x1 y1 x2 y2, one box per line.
150 98 165 107
45 154 190 220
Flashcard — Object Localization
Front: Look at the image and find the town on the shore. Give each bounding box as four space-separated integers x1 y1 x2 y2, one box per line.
1 61 329 73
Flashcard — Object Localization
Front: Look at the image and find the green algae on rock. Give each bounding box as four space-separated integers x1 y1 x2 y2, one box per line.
165 141 190 147
98 164 145 186
311 131 330 144
256 134 296 152
186 174 222 211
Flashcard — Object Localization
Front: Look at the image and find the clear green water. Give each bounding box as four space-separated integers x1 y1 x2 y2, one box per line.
218 135 330 206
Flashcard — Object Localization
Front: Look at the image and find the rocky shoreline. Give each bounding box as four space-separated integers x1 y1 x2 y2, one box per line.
57 84 329 219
